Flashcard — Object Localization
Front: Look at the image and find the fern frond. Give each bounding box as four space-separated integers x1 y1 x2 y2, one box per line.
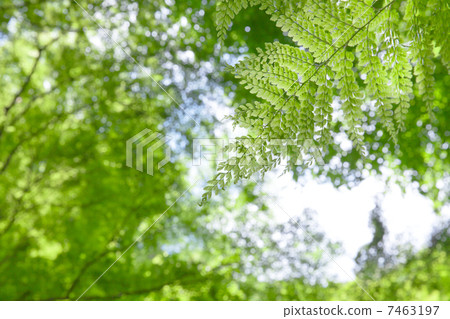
332 50 365 151
271 8 335 62
311 67 334 145
216 0 250 43
388 43 413 132
201 0 445 204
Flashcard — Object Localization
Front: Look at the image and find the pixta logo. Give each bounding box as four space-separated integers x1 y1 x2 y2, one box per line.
126 129 170 175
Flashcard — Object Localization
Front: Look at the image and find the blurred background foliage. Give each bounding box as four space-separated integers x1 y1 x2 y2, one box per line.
0 0 448 300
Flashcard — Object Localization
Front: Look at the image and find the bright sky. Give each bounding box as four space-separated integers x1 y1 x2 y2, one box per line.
261 169 450 281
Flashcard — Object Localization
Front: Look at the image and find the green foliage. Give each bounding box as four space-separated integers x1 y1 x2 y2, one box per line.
203 0 449 204
0 0 448 302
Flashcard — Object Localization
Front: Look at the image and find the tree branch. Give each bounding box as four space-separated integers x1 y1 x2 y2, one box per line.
64 250 112 299
3 37 59 116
